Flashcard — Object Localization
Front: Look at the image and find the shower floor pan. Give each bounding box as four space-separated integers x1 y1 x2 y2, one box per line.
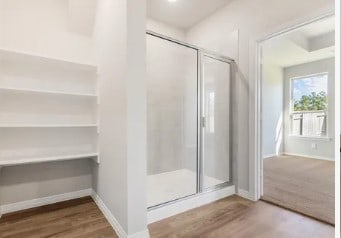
147 169 223 207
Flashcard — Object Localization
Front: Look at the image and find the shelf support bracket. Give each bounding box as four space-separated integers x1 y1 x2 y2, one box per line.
92 155 100 164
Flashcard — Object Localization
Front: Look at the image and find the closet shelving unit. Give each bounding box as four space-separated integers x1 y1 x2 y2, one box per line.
0 48 99 167
0 87 98 97
0 124 98 128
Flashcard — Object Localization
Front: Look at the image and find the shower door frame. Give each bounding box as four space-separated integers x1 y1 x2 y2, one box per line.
147 31 234 210
199 52 234 194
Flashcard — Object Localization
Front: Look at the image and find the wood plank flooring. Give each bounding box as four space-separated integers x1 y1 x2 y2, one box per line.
0 195 334 238
0 197 118 238
149 195 334 238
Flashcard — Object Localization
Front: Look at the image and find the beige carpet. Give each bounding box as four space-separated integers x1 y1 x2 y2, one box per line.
262 155 335 225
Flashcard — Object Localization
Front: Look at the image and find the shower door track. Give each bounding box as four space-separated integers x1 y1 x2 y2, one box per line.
147 30 235 63
147 31 235 211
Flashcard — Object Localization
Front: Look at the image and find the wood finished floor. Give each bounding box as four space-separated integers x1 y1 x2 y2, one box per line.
0 196 334 238
0 197 118 238
148 195 334 238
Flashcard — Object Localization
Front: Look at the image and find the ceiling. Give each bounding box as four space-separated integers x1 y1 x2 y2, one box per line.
147 0 234 30
299 17 334 38
263 16 335 68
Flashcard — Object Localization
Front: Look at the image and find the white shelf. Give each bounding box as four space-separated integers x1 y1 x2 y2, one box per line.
0 87 97 98
0 48 97 71
0 152 99 166
0 47 99 169
0 124 98 128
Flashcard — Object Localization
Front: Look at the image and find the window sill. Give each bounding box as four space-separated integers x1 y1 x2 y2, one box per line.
288 135 333 141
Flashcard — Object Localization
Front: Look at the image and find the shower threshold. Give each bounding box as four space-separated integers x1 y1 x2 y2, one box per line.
147 169 224 208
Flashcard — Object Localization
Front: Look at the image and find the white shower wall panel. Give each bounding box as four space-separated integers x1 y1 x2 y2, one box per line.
147 35 198 175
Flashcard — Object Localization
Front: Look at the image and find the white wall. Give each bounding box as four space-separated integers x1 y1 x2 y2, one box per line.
0 0 96 206
262 64 284 157
0 1 149 236
147 18 186 41
0 160 92 205
184 0 334 192
283 58 335 160
0 0 96 64
93 0 148 236
126 0 148 234
93 0 128 232
146 34 198 175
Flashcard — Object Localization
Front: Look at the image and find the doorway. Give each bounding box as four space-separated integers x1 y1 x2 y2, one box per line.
258 15 335 224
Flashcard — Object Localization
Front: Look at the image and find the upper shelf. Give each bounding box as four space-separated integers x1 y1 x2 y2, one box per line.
0 124 98 128
0 152 99 167
0 86 97 98
0 48 97 72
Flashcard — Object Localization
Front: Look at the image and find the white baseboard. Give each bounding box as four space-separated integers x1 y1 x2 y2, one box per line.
262 154 277 159
263 152 333 161
0 188 149 238
148 185 235 224
0 188 92 215
91 191 127 238
237 188 255 201
91 191 149 238
128 230 150 238
0 187 237 237
283 152 334 161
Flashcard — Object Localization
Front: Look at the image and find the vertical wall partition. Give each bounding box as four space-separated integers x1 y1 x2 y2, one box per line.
146 32 233 208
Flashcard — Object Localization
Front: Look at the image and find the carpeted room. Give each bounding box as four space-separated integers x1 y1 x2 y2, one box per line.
263 155 334 224
261 15 336 225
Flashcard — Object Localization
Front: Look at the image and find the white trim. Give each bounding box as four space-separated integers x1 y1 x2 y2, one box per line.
283 152 334 161
0 188 92 215
147 185 235 224
252 10 335 202
91 191 150 238
262 154 277 159
0 86 98 98
263 152 333 161
91 192 127 238
0 189 149 238
0 124 98 128
289 72 330 138
0 153 99 167
237 188 255 201
288 135 333 141
128 230 150 238
0 47 97 69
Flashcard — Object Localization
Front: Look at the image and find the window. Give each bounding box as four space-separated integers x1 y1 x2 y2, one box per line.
290 73 328 137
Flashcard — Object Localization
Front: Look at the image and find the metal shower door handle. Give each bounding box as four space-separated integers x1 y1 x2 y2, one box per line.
201 116 206 128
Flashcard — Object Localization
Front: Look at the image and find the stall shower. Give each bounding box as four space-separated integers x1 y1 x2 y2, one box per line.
147 32 233 208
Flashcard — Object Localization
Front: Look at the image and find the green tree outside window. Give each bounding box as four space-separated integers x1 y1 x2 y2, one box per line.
293 91 327 111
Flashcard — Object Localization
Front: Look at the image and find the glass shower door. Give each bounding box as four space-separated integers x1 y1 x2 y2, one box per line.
201 55 231 190
146 34 198 207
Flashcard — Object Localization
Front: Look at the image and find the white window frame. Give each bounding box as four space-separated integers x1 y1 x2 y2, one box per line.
289 72 329 139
